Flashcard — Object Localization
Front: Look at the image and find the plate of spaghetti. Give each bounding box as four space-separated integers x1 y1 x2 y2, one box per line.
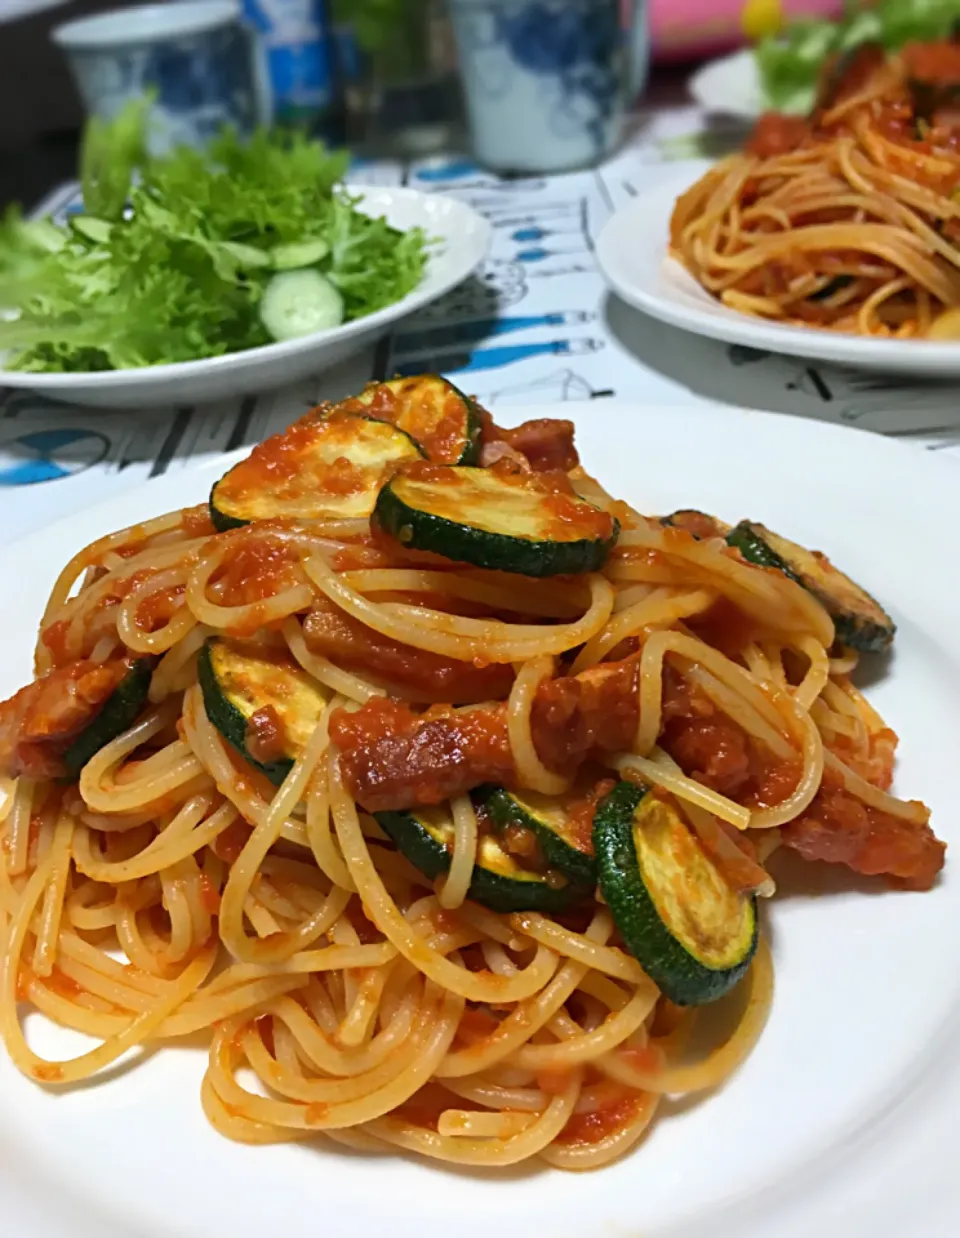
0 382 957 1238
601 38 960 374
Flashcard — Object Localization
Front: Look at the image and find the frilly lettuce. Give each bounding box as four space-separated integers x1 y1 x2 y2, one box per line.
0 104 427 372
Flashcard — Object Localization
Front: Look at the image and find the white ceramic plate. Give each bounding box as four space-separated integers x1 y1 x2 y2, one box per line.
0 400 959 1237
597 163 960 376
688 49 765 120
0 187 491 410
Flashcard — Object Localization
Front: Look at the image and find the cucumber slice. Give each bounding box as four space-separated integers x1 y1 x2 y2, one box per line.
62 658 154 778
198 638 328 785
726 520 895 653
593 781 757 1006
270 239 331 270
375 804 590 914
475 785 596 891
218 241 272 270
349 376 483 465
68 216 111 245
374 465 619 577
210 411 423 530
259 269 344 341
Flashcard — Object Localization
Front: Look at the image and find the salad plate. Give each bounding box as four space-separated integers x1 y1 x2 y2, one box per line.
688 49 764 121
0 187 491 410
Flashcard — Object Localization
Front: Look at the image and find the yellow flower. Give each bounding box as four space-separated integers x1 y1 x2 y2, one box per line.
741 0 783 43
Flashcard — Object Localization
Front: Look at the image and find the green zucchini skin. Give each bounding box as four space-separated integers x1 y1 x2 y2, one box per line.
62 658 155 779
374 808 589 914
198 637 331 787
353 375 484 465
475 785 596 891
198 642 294 785
209 500 246 534
726 520 895 654
374 467 619 578
593 781 757 1007
660 510 731 540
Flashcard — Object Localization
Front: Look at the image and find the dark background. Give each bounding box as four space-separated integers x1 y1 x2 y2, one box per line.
0 3 697 214
0 1 116 210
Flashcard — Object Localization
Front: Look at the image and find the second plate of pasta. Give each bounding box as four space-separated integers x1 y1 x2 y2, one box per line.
597 162 960 376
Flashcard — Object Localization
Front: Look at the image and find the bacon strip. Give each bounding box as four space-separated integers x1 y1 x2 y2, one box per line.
478 409 579 473
302 601 514 703
330 659 641 813
329 661 946 889
0 658 131 779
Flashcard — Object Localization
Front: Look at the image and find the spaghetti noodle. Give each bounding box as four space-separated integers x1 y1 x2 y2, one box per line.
671 39 960 337
0 383 945 1171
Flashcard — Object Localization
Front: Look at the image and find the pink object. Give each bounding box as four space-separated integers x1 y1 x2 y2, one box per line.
649 0 844 63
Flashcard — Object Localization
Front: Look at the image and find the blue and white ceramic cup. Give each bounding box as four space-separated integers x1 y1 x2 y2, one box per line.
446 0 649 173
53 2 269 156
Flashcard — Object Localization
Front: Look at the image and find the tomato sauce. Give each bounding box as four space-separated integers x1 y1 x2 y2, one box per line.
213 538 300 607
32 1062 65 1083
556 1093 648 1147
214 819 253 864
181 505 216 538
747 113 812 159
243 705 288 765
198 873 222 915
46 967 83 999
303 600 514 704
452 1006 500 1050
319 456 366 497
223 414 329 491
136 584 186 632
902 41 960 83
345 895 382 944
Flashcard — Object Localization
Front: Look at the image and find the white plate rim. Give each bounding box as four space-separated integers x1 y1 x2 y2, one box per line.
596 163 960 375
0 186 492 393
0 402 959 1238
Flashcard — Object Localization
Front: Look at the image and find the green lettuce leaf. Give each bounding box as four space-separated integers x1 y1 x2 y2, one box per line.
755 0 960 115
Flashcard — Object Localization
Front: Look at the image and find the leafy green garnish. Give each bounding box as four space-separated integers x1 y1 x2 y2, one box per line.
755 0 960 114
0 102 428 373
80 94 150 222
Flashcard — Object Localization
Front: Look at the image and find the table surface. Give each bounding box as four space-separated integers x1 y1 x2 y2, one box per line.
0 73 957 546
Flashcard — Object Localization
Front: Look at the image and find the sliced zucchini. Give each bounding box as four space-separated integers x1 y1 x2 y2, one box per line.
474 785 596 891
259 269 344 341
592 781 757 1006
210 412 423 531
62 658 154 779
350 375 483 465
198 638 328 785
375 804 590 914
726 520 895 653
808 274 853 302
374 465 619 577
69 215 111 245
660 510 731 540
